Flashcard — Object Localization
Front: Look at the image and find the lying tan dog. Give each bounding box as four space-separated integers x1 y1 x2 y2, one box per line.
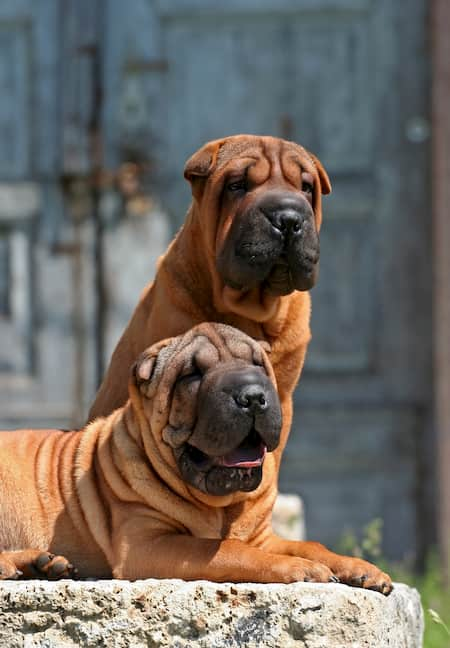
89 135 331 450
0 323 392 593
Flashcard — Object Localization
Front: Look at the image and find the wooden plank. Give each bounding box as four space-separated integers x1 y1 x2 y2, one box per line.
32 0 60 176
60 0 101 175
432 0 450 576
0 0 30 20
102 0 164 169
156 0 371 18
0 183 40 221
280 406 420 558
309 215 377 372
0 23 30 178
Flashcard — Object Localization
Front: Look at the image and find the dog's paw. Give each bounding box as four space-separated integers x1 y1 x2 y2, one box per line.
333 557 393 595
0 558 22 580
32 552 77 580
300 559 340 584
274 557 338 584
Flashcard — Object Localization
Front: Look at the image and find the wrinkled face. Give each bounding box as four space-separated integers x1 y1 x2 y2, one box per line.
185 136 331 296
134 324 282 496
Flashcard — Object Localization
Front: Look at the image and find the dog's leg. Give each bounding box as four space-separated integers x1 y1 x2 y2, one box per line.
262 535 393 595
112 533 339 583
0 550 76 580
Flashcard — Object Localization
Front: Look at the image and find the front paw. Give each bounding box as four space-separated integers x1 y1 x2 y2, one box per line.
31 552 77 580
274 557 339 584
333 557 393 595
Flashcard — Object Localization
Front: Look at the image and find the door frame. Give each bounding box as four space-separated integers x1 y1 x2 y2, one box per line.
432 0 450 576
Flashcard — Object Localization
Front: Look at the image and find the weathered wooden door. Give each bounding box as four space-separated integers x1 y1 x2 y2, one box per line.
0 0 431 560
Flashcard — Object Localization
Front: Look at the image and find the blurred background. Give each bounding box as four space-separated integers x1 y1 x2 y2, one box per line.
1 0 447 572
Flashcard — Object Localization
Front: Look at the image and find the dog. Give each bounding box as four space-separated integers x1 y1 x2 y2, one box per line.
89 135 331 458
0 323 392 593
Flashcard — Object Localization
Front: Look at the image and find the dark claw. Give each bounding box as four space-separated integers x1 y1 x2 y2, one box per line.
329 575 340 583
35 553 54 570
351 576 365 587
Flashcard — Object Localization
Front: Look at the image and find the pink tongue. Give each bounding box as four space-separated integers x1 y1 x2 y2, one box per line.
219 443 267 468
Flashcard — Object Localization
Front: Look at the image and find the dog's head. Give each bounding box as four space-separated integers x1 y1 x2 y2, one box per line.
184 135 331 297
131 323 282 497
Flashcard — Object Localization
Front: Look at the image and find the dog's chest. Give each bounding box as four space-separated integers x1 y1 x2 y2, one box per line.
219 509 257 542
189 507 255 542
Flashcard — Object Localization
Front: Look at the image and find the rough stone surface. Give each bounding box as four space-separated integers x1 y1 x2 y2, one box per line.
0 580 422 647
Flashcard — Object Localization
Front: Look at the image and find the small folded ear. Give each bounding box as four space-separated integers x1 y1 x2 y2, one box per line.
135 355 156 382
183 139 225 201
309 152 332 195
132 354 157 398
132 338 177 398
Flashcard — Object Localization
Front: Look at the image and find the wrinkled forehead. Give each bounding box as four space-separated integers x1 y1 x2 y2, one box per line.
209 323 266 366
214 136 317 180
155 324 266 377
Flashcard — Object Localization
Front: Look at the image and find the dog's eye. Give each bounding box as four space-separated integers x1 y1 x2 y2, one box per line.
178 365 202 383
302 181 313 194
227 179 247 193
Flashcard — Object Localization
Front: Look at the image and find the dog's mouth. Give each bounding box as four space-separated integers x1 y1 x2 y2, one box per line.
224 260 312 296
263 258 294 295
222 241 319 296
185 428 267 470
177 429 268 495
263 248 319 295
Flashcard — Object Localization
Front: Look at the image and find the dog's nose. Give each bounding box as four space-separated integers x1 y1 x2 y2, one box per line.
276 209 303 234
235 384 268 412
261 196 305 235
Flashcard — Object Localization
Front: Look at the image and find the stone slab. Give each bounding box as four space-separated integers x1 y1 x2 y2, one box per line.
0 580 423 647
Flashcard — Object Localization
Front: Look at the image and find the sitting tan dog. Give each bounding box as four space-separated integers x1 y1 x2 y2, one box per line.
0 323 392 594
89 135 331 451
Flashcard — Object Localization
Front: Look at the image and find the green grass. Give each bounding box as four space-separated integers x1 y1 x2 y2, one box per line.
336 519 450 648
392 556 450 648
